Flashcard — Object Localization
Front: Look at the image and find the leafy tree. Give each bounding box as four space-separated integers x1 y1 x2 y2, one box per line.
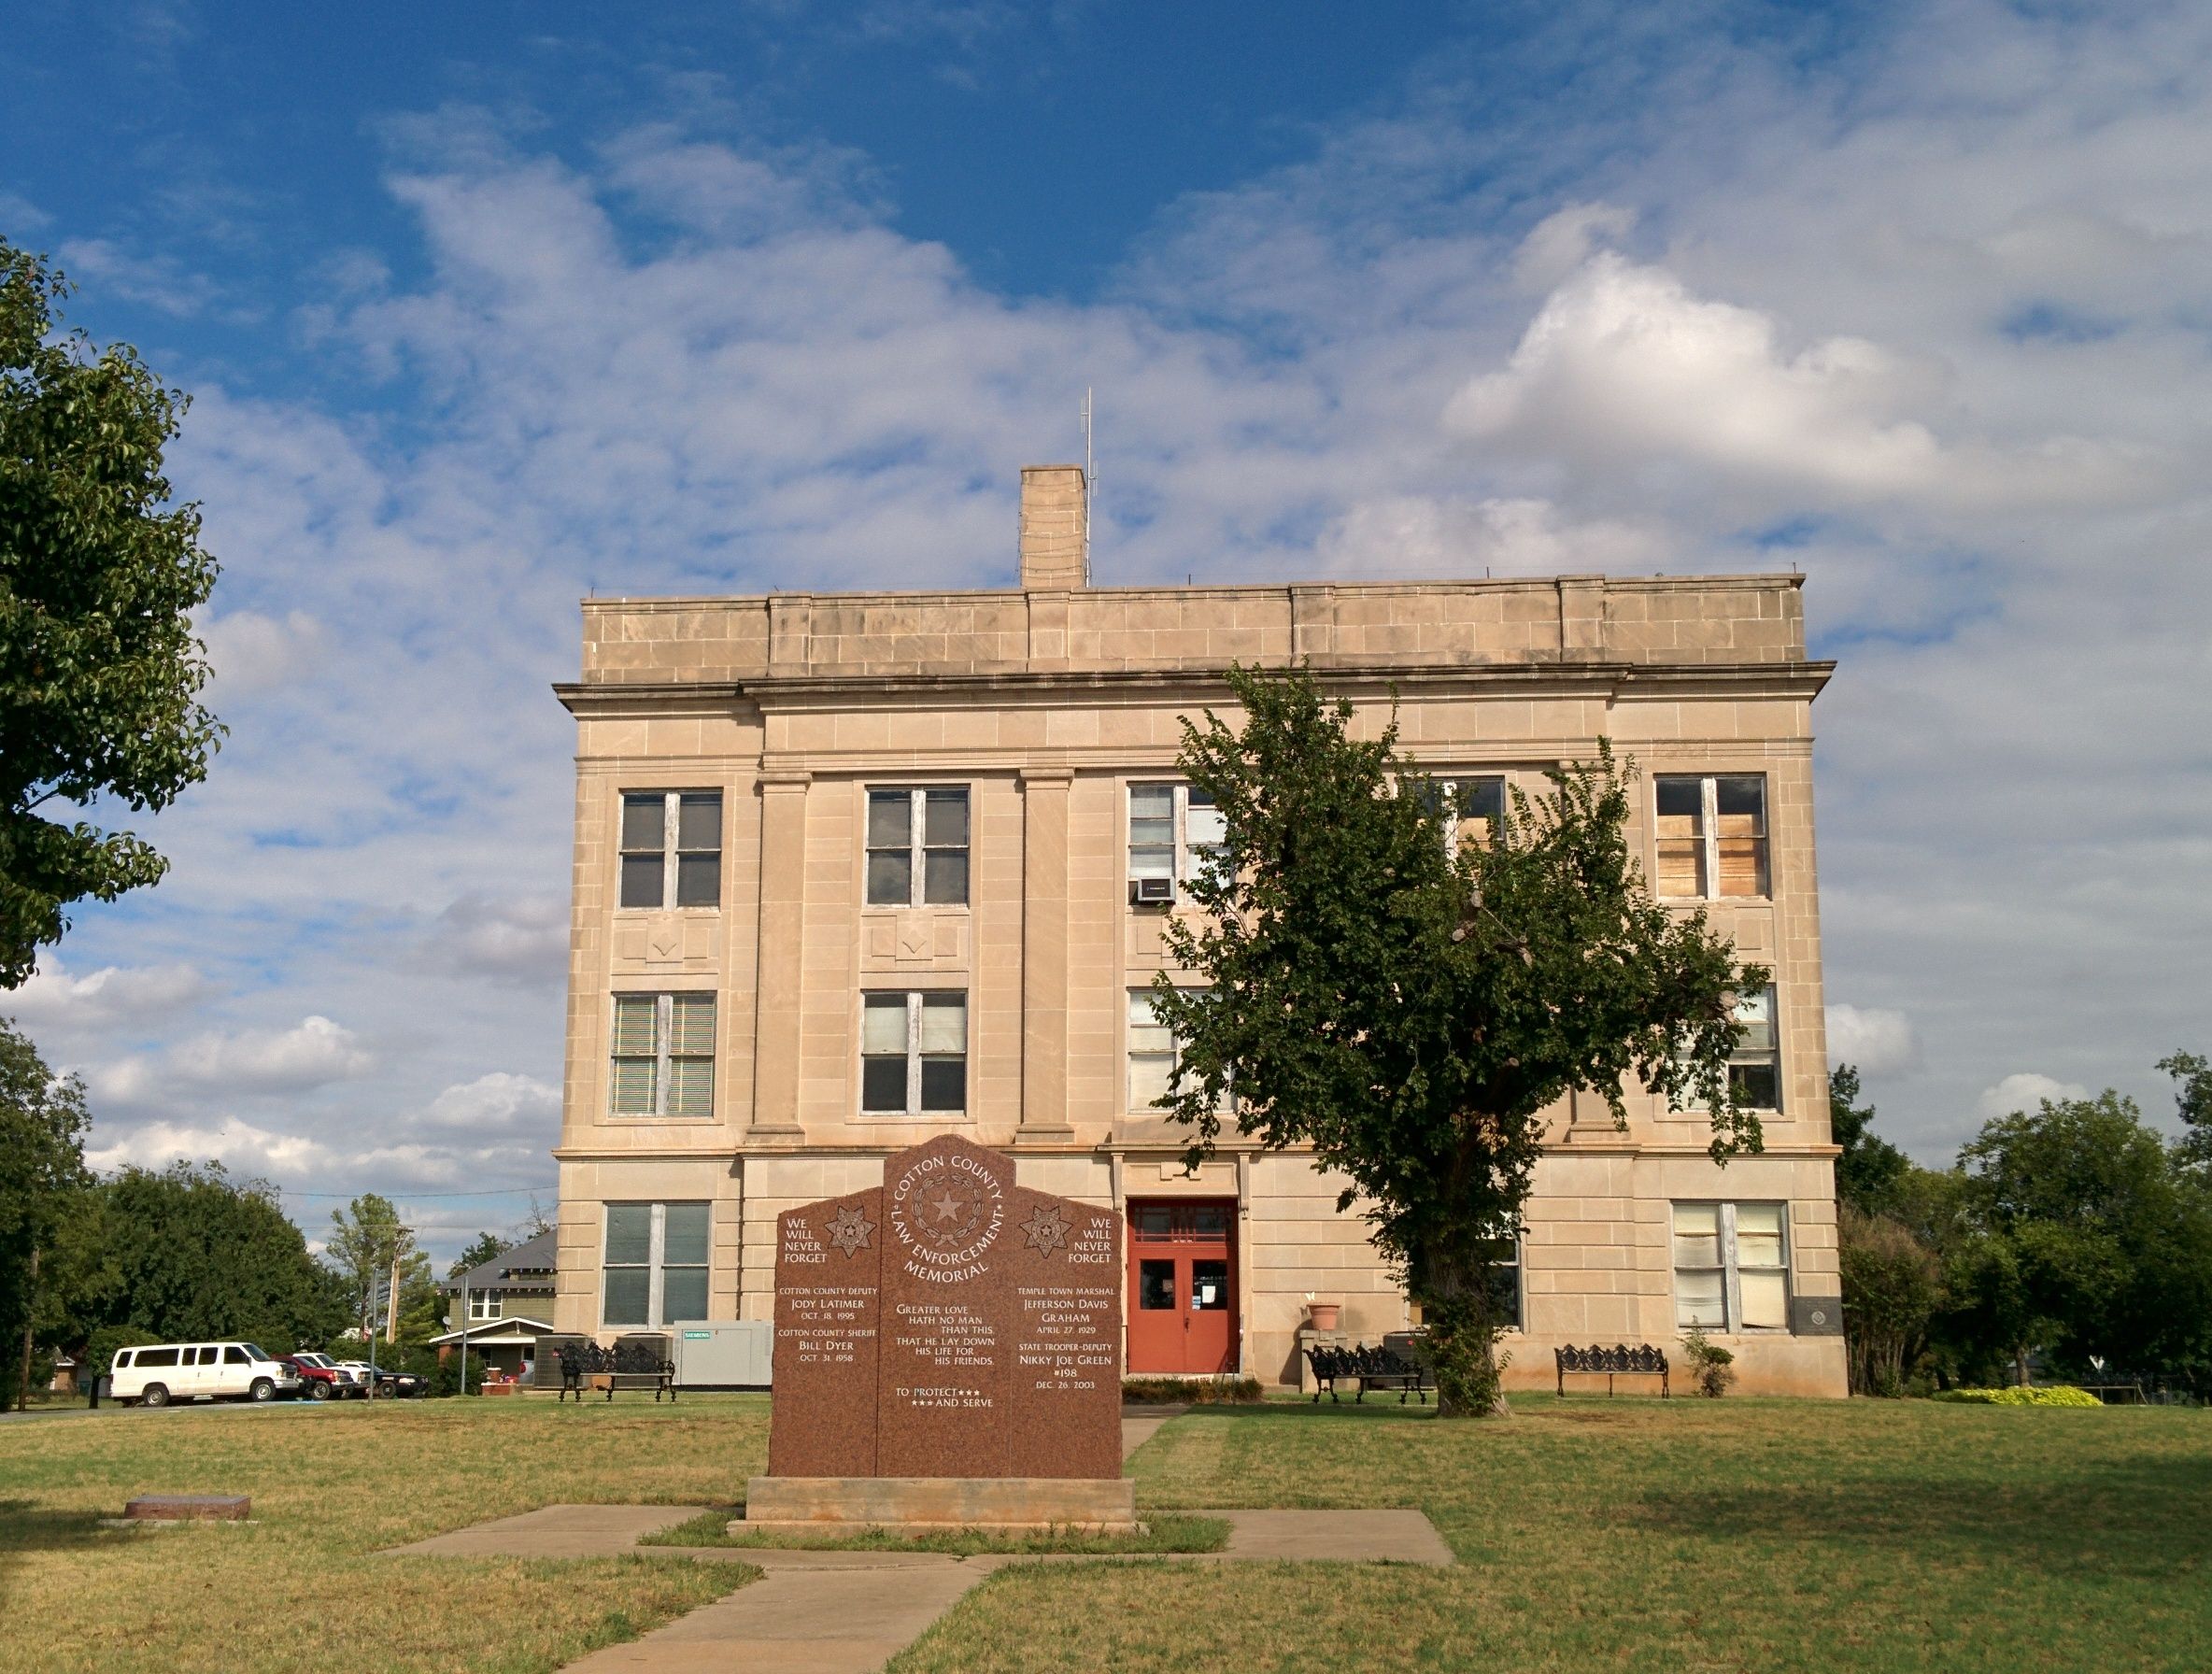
1958 1091 2212 1389
1151 665 1761 1415
77 1162 345 1352
448 1231 510 1280
2159 1050 2212 1174
0 1016 90 1406
1837 1204 1942 1396
1831 1064 1909 1214
325 1193 430 1342
0 240 223 987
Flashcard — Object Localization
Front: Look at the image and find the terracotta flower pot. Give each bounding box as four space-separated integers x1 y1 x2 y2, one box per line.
1308 1304 1341 1331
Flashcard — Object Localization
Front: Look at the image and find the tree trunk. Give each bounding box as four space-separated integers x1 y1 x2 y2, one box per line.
1415 1241 1510 1418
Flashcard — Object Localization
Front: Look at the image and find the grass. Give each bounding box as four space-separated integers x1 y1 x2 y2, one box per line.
639 1505 1231 1554
8 1389 2206 1673
890 1395 2212 1674
0 1395 769 1674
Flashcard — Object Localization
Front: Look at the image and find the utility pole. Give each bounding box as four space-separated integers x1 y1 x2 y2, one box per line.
387 1238 403 1345
17 1245 36 1413
459 1279 469 1399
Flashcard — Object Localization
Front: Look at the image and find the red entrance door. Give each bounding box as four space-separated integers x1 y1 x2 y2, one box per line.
1126 1200 1238 1374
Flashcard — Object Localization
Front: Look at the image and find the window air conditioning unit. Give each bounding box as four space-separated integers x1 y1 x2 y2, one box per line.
1130 876 1177 907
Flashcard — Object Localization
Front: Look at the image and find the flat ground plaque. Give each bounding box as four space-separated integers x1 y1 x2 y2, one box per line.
763 1134 1123 1488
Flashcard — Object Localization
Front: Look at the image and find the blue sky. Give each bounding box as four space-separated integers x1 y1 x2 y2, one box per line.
5 1 2208 1262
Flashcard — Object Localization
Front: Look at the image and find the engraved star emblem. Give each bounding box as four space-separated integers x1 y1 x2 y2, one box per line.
927 1185 966 1226
825 1204 876 1256
1020 1204 1072 1256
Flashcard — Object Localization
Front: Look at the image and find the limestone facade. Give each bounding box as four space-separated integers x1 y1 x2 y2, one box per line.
551 465 1848 1397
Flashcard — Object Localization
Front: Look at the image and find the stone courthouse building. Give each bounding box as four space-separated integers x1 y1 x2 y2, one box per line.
549 466 1848 1397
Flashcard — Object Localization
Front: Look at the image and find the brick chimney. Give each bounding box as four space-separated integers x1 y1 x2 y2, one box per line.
1018 464 1087 589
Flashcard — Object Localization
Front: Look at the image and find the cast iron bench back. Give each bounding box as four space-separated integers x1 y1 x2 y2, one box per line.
556 1341 676 1403
1303 1342 1431 1405
1554 1342 1669 1397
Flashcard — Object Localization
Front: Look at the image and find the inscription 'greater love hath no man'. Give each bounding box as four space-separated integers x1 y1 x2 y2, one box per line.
766 1134 1123 1481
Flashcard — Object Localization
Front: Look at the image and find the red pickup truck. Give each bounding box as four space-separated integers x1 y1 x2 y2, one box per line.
278 1353 365 1399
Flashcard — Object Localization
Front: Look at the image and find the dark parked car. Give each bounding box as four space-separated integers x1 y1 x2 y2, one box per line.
367 1367 428 1398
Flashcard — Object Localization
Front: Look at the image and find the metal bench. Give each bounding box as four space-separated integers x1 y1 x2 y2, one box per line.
1554 1342 1669 1397
556 1341 676 1403
1303 1342 1431 1404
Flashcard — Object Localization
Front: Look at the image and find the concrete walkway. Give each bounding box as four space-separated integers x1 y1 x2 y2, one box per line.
386 1409 1449 1673
392 1500 1452 1673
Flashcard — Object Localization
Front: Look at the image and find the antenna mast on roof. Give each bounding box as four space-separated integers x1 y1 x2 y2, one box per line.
1082 387 1094 580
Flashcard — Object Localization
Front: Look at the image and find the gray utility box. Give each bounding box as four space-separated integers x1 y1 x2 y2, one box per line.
672 1321 773 1388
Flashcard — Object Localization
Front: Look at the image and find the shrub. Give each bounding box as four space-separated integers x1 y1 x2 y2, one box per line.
1931 1384 2103 1407
1680 1327 1736 1397
1121 1375 1263 1404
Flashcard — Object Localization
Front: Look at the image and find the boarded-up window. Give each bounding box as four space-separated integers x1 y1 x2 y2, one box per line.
1655 775 1768 900
1672 1200 1792 1332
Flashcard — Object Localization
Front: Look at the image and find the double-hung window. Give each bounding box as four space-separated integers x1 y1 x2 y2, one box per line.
619 791 722 909
1672 986 1782 1114
1653 774 1767 899
610 992 716 1118
1482 1227 1524 1331
1127 989 1231 1114
861 990 968 1114
1727 986 1780 1109
603 1201 710 1327
467 1290 500 1322
1415 775 1506 855
866 787 970 906
1128 784 1226 894
1672 1201 1791 1331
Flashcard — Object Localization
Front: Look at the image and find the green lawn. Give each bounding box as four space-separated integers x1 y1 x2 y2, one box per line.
0 1396 761 1674
4 1391 2205 1674
896 1395 2212 1674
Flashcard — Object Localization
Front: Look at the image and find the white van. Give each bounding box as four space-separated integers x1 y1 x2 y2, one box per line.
109 1341 302 1407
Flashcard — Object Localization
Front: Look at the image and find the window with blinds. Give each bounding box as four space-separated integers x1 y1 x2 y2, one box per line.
1654 774 1768 899
1128 784 1226 889
602 1201 711 1327
1127 990 1176 1112
609 992 716 1118
618 791 723 909
1672 1201 1792 1332
1126 988 1231 1114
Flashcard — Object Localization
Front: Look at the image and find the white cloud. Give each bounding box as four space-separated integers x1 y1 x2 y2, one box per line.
1977 1071 2091 1121
199 609 326 693
1512 201 1637 294
3 958 209 1028
1826 1005 1921 1078
432 895 569 985
85 1114 330 1178
1316 494 1672 578
418 1071 560 1133
90 1015 375 1106
1444 252 2148 513
54 236 228 318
